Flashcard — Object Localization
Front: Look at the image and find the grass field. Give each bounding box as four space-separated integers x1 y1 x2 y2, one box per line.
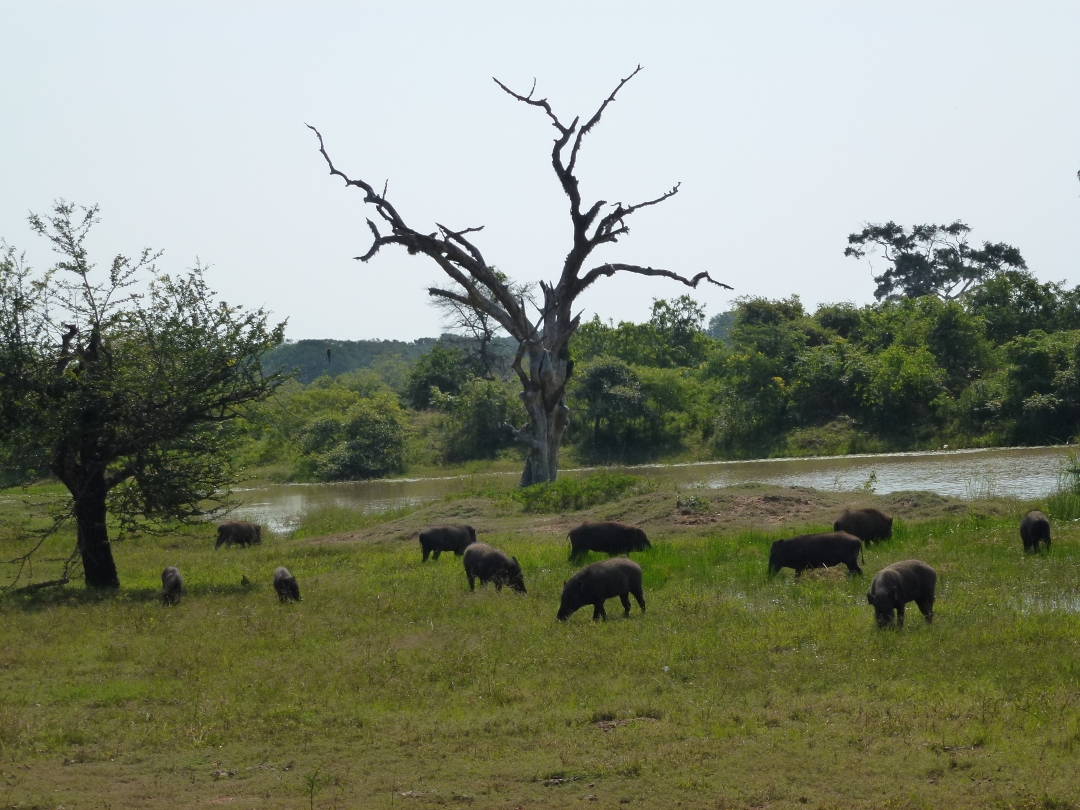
2 483 1080 809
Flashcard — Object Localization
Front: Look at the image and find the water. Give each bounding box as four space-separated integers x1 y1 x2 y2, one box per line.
231 445 1076 534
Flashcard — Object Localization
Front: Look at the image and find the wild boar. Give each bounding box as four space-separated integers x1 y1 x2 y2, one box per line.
557 558 645 622
1020 510 1051 552
161 566 183 605
768 531 863 576
419 525 477 562
273 566 301 602
567 521 651 561
216 520 262 548
866 559 936 628
462 542 526 593
833 507 893 544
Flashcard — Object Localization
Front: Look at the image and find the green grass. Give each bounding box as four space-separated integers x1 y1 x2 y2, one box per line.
2 488 1080 808
446 471 651 514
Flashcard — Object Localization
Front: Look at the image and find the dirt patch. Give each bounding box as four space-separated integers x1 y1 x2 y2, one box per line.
306 484 1022 548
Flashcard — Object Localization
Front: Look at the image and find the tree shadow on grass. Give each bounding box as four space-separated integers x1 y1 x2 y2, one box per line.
2 581 263 612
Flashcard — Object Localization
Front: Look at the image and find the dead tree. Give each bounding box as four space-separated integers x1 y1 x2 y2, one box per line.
309 67 731 485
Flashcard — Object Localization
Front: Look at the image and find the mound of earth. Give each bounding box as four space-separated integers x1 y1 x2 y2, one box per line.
309 482 1019 548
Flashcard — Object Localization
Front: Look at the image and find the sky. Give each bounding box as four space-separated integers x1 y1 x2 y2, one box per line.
1 2 1077 341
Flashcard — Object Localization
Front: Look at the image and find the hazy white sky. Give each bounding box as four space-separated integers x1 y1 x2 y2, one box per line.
2 2 1077 341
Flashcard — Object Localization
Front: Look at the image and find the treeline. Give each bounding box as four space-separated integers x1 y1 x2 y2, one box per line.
238 267 1080 482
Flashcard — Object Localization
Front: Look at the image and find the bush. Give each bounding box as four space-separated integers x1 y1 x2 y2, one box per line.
509 472 645 513
439 378 523 462
312 394 408 480
405 342 483 409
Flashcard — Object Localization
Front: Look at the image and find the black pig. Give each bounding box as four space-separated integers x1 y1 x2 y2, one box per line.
419 525 477 562
161 566 183 605
273 566 301 602
463 542 526 593
1020 510 1051 552
866 559 936 628
567 521 651 561
768 531 863 576
216 521 262 548
557 558 645 622
834 508 893 544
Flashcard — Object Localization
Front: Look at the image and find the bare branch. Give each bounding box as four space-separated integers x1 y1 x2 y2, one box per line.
11 577 70 594
592 183 681 244
510 341 530 389
492 77 573 135
568 65 643 176
429 285 520 338
0 510 69 593
306 124 408 235
436 223 488 269
577 263 733 296
494 76 581 219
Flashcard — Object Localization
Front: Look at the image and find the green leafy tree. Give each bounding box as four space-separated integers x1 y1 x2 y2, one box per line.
789 341 861 424
248 377 407 481
570 357 649 447
309 393 408 480
647 295 711 367
855 344 947 430
704 297 820 452
439 378 524 462
845 221 1026 301
860 297 991 393
636 365 701 448
0 202 287 589
571 296 711 369
814 303 862 339
1000 330 1080 443
966 270 1080 344
405 341 483 409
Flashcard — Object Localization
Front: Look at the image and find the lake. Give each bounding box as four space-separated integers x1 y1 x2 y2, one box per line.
231 445 1076 533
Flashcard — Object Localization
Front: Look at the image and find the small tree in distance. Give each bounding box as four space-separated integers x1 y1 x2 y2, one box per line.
0 202 287 589
310 66 731 486
430 268 528 380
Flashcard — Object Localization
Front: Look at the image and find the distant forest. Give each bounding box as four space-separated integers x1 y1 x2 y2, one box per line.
263 336 520 385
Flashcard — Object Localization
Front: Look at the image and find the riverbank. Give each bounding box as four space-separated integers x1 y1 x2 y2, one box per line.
228 444 1077 534
2 483 1080 808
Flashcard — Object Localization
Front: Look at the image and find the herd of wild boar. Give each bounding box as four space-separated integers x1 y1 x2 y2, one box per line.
160 507 1054 629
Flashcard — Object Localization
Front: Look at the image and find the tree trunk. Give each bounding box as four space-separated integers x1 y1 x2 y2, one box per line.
517 342 571 487
71 467 120 589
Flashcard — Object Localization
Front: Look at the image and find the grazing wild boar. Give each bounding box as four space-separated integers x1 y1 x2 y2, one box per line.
567 521 651 561
161 566 183 605
216 520 262 548
768 531 863 576
463 542 526 593
833 507 893 544
557 558 646 622
273 566 301 602
1020 510 1051 552
867 559 936 628
419 525 477 562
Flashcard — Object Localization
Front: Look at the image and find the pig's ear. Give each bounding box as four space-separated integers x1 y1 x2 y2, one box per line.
512 556 518 563
866 592 873 604
888 586 898 602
